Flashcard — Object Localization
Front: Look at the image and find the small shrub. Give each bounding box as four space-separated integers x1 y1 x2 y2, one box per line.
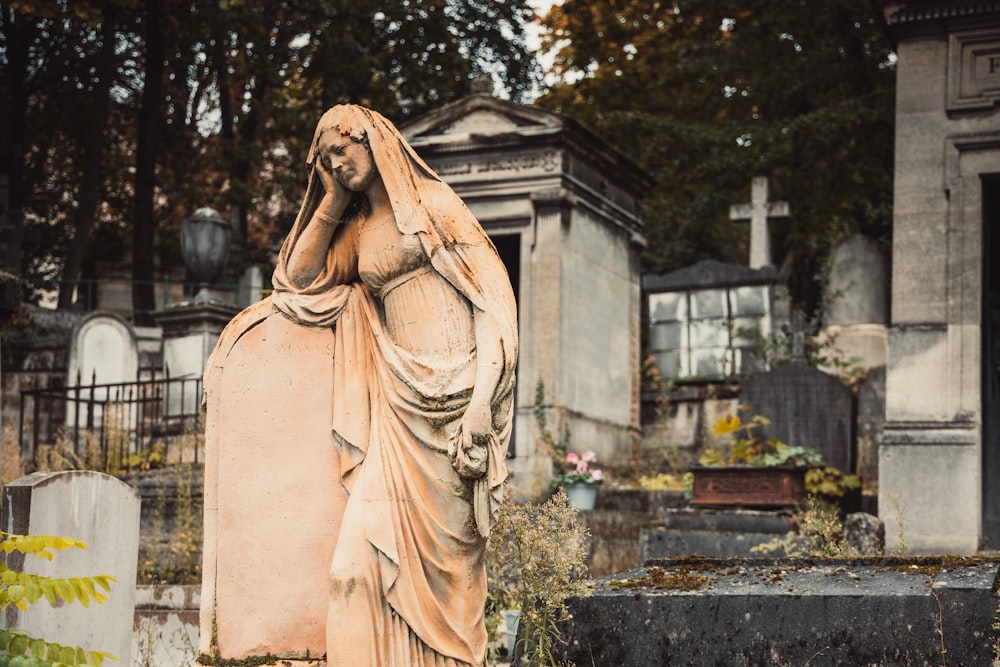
486 491 590 667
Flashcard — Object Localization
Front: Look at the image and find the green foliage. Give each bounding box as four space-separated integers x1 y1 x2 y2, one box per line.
705 405 860 497
0 532 117 666
486 491 589 667
751 495 847 558
706 406 821 468
637 472 689 491
536 0 894 313
534 380 571 463
1 0 540 302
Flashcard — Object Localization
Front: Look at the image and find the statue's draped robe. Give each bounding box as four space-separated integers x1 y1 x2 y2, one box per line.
271 106 517 667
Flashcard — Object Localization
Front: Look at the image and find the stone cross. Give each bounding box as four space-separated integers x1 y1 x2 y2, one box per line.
729 176 790 269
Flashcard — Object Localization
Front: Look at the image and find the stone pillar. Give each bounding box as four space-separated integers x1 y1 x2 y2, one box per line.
152 301 239 416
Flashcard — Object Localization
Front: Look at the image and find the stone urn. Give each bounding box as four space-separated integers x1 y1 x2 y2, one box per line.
180 207 232 302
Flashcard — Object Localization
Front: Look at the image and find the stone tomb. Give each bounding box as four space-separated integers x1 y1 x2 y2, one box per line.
1 470 141 664
402 92 649 492
548 556 1000 666
200 299 344 660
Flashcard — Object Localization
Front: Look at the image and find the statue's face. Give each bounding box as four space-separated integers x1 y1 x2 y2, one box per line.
318 130 377 192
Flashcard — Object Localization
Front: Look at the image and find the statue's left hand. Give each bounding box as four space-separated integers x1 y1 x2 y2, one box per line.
449 403 492 479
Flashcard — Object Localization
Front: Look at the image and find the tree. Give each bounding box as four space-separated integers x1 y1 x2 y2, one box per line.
57 1 119 310
1 0 540 312
537 0 895 311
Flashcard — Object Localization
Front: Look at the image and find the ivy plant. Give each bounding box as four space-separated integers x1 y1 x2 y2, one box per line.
0 532 118 667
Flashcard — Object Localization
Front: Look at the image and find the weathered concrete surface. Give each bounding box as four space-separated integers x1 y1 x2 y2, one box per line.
552 557 1000 666
133 584 199 667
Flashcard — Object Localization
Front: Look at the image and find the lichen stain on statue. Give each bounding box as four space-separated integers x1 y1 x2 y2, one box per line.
200 105 518 667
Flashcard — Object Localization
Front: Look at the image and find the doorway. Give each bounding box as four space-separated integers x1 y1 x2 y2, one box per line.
982 176 1000 547
491 232 521 457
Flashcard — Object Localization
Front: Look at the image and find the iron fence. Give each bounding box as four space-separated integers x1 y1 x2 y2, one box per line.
17 371 203 474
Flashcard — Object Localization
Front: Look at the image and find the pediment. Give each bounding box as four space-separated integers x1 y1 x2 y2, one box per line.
402 95 563 145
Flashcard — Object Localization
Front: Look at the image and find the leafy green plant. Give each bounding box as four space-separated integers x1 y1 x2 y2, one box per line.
534 380 571 463
0 532 118 666
486 491 590 667
703 406 860 498
704 406 821 468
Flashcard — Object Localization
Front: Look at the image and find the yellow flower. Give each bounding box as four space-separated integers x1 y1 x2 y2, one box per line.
712 414 741 436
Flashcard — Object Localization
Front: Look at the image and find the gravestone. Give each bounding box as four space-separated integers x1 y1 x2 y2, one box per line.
1 470 141 663
729 176 790 269
200 299 344 660
66 312 140 433
819 235 888 370
67 311 139 387
740 324 856 473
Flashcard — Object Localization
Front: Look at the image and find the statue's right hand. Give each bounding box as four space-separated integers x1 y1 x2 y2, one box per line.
316 158 349 201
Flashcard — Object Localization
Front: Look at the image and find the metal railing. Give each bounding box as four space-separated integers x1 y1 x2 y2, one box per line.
17 370 203 474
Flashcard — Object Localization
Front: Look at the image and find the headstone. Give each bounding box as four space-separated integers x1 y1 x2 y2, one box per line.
550 557 1000 666
819 235 889 370
740 361 856 474
1 470 141 663
824 236 889 326
200 299 344 660
67 311 139 389
65 312 140 444
729 176 790 269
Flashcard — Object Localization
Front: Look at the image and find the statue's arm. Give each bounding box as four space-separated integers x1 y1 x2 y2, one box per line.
462 308 504 446
286 164 352 288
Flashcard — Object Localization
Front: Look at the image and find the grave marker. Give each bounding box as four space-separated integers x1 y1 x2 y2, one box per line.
1 470 141 663
200 300 344 660
729 176 790 269
740 337 856 473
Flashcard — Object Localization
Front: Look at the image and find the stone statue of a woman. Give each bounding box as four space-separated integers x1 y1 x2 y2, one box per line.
270 104 518 667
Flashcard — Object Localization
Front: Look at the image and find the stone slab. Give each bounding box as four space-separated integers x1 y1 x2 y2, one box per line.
549 556 1000 666
640 528 798 559
200 302 344 660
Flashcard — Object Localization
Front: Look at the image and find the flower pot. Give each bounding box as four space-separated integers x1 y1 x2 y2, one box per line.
565 483 599 510
500 609 520 657
690 465 806 509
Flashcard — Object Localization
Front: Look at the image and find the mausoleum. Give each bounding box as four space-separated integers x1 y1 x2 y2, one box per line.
881 1 1000 552
402 89 650 495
